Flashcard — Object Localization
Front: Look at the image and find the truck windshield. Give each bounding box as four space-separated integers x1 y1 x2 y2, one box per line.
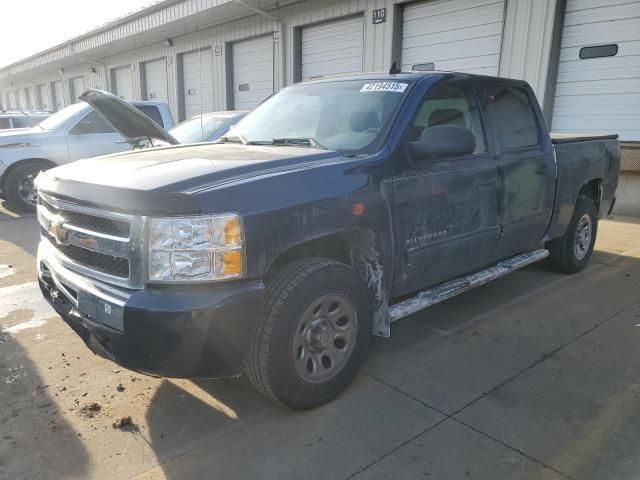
38 103 88 130
225 80 410 153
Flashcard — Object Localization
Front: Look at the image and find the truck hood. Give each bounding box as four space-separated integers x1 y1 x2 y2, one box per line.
37 143 343 214
80 89 179 146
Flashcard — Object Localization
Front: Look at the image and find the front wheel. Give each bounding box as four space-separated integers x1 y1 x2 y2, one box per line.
5 162 48 213
246 258 372 409
546 196 598 273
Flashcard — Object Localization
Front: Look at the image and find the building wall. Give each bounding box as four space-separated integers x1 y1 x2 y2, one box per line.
0 0 559 119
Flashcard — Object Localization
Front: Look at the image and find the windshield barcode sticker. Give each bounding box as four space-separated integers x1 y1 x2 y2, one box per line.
360 82 408 93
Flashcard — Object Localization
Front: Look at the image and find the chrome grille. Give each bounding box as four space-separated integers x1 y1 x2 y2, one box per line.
37 192 146 289
41 228 130 278
39 196 131 237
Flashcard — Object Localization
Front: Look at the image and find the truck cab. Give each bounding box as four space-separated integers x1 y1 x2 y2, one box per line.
35 71 619 409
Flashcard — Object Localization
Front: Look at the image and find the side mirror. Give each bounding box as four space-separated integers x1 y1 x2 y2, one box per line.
72 121 96 135
411 125 476 161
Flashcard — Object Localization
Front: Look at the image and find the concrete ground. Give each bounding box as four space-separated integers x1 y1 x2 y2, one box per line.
1 200 640 480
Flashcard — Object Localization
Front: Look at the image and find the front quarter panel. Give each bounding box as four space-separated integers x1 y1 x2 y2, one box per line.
0 131 69 166
194 154 395 283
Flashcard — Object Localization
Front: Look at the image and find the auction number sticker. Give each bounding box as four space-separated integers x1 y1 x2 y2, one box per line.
360 82 408 93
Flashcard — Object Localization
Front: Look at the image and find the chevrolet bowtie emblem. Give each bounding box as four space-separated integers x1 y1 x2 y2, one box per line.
51 221 69 244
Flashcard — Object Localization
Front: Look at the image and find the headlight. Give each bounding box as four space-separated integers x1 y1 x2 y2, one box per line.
148 214 244 282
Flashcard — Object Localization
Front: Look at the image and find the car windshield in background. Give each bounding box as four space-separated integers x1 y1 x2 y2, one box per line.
38 102 87 130
170 114 239 144
225 80 410 153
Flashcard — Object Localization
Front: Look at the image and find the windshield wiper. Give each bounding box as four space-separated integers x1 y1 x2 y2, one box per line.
218 135 274 146
271 137 328 150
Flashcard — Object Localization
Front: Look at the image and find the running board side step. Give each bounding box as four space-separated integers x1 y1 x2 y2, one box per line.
388 249 549 323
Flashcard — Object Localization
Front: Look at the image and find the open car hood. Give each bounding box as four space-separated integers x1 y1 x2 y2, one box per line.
80 89 179 146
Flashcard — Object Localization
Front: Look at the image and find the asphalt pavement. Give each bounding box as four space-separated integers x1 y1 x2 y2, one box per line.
1 200 640 480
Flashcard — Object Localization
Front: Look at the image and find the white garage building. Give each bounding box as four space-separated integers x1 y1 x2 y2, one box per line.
0 0 638 213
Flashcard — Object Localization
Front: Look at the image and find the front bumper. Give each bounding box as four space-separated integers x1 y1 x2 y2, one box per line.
37 241 265 378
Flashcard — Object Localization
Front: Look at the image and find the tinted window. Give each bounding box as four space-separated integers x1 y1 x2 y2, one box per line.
76 110 116 134
412 82 486 154
580 44 618 59
136 105 164 127
0 118 11 129
485 84 539 149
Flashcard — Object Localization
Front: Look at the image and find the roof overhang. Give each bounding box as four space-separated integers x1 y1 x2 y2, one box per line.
0 0 290 82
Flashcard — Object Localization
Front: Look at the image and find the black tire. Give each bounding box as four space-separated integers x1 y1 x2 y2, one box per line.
5 161 48 213
546 196 598 274
246 258 372 409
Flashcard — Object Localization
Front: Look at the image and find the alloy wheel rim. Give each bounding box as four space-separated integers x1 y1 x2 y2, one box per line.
18 173 38 206
573 214 592 261
292 293 357 383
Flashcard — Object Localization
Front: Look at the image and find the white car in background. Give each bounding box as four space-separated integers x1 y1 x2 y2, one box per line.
0 97 174 212
170 111 248 144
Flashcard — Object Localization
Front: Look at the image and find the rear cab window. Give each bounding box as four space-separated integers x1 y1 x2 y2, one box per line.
136 105 164 127
483 82 540 150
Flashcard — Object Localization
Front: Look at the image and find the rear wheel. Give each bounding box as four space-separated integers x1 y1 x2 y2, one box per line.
246 258 372 409
547 196 598 273
5 162 48 213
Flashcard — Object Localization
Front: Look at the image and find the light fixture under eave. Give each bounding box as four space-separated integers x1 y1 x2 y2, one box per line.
88 66 97 74
164 38 173 47
59 68 65 74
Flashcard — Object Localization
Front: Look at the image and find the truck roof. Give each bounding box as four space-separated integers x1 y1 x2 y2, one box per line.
298 70 530 87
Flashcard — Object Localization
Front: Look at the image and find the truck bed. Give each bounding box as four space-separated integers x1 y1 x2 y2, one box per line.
550 132 619 144
547 133 620 239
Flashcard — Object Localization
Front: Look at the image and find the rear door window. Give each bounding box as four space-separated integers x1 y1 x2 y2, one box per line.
135 105 164 127
484 84 539 150
0 118 11 129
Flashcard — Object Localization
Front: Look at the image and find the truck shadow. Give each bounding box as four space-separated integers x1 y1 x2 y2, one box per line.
0 209 39 257
0 200 35 221
0 333 90 479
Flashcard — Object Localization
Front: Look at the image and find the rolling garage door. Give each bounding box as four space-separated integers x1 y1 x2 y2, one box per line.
14 90 22 109
181 48 214 120
231 35 274 110
142 58 168 103
52 80 65 110
300 16 364 81
36 84 51 111
113 66 134 100
24 87 34 110
401 0 505 74
551 0 640 141
69 76 85 103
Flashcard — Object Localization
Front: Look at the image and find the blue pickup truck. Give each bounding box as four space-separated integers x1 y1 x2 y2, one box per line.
35 71 619 409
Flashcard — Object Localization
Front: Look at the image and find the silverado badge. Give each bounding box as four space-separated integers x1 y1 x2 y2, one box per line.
51 221 69 245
